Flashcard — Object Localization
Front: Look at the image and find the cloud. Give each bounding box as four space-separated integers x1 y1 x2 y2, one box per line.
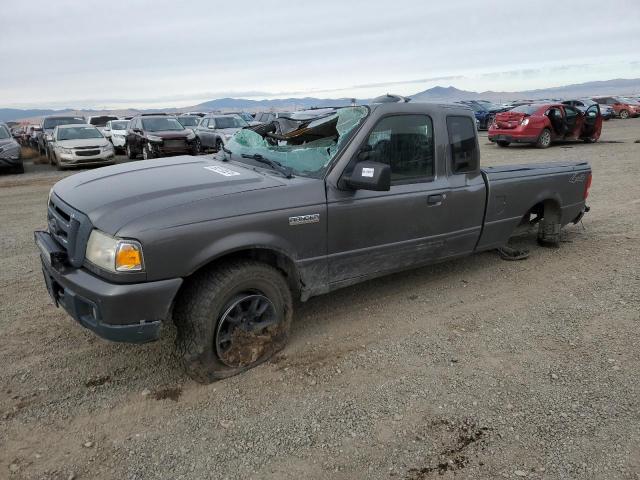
1 0 639 108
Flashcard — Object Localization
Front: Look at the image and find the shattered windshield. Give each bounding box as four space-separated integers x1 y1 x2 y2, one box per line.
226 106 368 178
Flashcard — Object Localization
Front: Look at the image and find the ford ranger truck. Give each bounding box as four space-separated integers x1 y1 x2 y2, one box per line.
35 103 592 383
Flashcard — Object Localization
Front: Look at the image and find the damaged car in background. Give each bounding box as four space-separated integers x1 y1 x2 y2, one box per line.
488 102 602 148
125 115 197 159
39 115 86 160
0 122 23 174
193 114 249 153
49 124 115 169
103 119 130 153
35 101 593 383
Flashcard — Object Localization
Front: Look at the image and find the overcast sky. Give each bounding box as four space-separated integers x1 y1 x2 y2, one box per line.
1 0 639 109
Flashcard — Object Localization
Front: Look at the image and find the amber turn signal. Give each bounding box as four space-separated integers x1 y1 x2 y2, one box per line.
115 242 143 271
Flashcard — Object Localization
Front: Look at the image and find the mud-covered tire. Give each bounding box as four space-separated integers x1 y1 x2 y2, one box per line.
535 128 552 149
537 220 561 248
173 260 293 383
497 140 510 147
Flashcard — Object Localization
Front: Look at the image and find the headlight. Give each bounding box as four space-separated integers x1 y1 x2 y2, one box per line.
224 134 232 139
58 147 73 155
147 135 163 143
102 143 113 151
45 134 53 141
186 131 196 140
521 118 529 126
85 229 144 272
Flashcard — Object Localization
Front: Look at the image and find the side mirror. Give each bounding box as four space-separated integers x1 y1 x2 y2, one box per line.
345 161 391 191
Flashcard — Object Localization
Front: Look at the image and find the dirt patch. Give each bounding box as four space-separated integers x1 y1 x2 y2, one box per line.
153 386 182 401
406 418 489 478
20 147 42 160
85 375 111 388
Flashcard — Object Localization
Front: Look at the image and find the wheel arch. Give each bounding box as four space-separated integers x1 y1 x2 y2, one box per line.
183 244 303 298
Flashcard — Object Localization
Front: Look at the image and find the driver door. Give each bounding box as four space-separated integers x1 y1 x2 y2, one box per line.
326 114 449 285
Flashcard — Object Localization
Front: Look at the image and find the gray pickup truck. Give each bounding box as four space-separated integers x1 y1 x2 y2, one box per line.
35 102 592 382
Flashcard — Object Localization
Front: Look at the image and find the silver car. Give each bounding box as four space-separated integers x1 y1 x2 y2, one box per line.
49 124 115 170
193 114 249 152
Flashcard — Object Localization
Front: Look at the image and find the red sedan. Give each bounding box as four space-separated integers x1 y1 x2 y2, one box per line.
488 103 602 148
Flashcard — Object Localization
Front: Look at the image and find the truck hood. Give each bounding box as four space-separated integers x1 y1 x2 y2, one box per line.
52 156 286 234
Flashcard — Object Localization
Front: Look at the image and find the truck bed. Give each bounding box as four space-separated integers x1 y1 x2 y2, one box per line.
477 161 591 251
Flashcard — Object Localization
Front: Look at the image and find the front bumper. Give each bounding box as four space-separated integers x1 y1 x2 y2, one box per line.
148 140 195 156
35 230 183 343
57 151 115 165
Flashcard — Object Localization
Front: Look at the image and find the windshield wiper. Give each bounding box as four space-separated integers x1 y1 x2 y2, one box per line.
241 153 294 179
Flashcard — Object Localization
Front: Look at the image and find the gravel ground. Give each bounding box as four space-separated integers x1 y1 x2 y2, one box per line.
0 120 639 480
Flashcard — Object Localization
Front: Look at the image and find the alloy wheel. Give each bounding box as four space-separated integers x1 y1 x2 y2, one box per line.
215 293 279 368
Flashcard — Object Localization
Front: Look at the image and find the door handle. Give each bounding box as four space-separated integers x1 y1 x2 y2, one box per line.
427 193 444 205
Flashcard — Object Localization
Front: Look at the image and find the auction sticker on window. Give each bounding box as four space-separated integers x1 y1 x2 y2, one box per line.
204 165 241 176
361 167 375 178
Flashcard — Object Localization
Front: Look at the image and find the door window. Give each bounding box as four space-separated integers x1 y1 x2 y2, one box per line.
364 115 434 183
446 116 478 174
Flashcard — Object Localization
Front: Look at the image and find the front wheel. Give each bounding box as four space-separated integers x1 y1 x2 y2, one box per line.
142 143 155 160
496 140 510 147
535 128 552 148
174 261 293 383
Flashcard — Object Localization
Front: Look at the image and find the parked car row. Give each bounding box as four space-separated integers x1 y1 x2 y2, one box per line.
3 94 639 175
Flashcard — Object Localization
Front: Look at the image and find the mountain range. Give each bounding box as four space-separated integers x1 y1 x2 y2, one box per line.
2 78 640 122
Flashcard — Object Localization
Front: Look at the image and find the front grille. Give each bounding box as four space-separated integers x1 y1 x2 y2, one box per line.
164 139 186 149
76 149 100 156
47 194 93 268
